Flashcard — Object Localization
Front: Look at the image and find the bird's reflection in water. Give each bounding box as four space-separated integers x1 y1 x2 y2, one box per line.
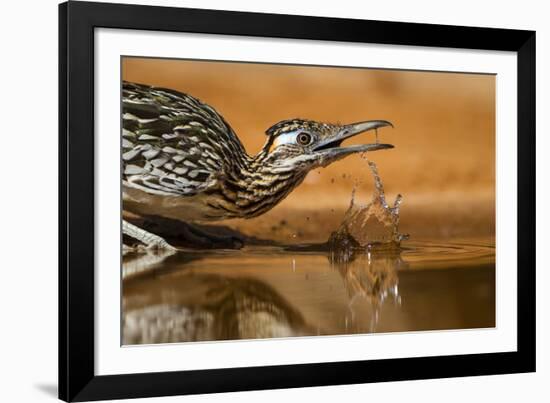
122 247 178 278
123 266 312 344
122 244 407 343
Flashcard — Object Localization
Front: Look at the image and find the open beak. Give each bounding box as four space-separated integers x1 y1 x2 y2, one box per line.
313 120 394 166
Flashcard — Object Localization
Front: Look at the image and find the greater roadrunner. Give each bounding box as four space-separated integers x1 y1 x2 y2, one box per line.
122 81 393 250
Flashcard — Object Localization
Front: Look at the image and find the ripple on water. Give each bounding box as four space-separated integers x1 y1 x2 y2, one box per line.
400 239 495 269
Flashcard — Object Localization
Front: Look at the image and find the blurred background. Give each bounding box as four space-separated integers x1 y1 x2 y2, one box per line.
122 57 495 243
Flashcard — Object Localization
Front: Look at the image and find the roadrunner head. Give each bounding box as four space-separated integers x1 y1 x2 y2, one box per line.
257 119 393 173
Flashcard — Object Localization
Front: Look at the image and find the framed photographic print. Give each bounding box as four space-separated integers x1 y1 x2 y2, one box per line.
59 1 535 401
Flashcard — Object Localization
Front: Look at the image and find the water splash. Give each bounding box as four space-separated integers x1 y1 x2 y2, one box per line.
329 160 408 256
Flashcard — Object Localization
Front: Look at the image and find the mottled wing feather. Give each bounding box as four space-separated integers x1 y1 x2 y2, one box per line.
122 81 245 196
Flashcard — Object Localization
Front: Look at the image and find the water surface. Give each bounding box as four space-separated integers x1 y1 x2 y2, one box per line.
122 238 495 344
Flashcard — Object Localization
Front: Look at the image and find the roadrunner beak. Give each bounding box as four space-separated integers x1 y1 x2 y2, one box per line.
313 120 394 166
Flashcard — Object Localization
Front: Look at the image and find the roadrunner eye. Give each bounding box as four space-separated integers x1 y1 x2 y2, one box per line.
297 132 313 146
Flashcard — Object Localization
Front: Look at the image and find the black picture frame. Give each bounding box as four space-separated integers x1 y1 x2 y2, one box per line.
59 1 536 401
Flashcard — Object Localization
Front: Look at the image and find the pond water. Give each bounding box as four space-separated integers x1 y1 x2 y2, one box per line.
122 238 495 344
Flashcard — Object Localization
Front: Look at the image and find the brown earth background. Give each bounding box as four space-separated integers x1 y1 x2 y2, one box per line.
122 57 495 243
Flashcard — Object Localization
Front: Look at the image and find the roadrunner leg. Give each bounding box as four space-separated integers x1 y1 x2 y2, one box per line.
123 219 177 251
